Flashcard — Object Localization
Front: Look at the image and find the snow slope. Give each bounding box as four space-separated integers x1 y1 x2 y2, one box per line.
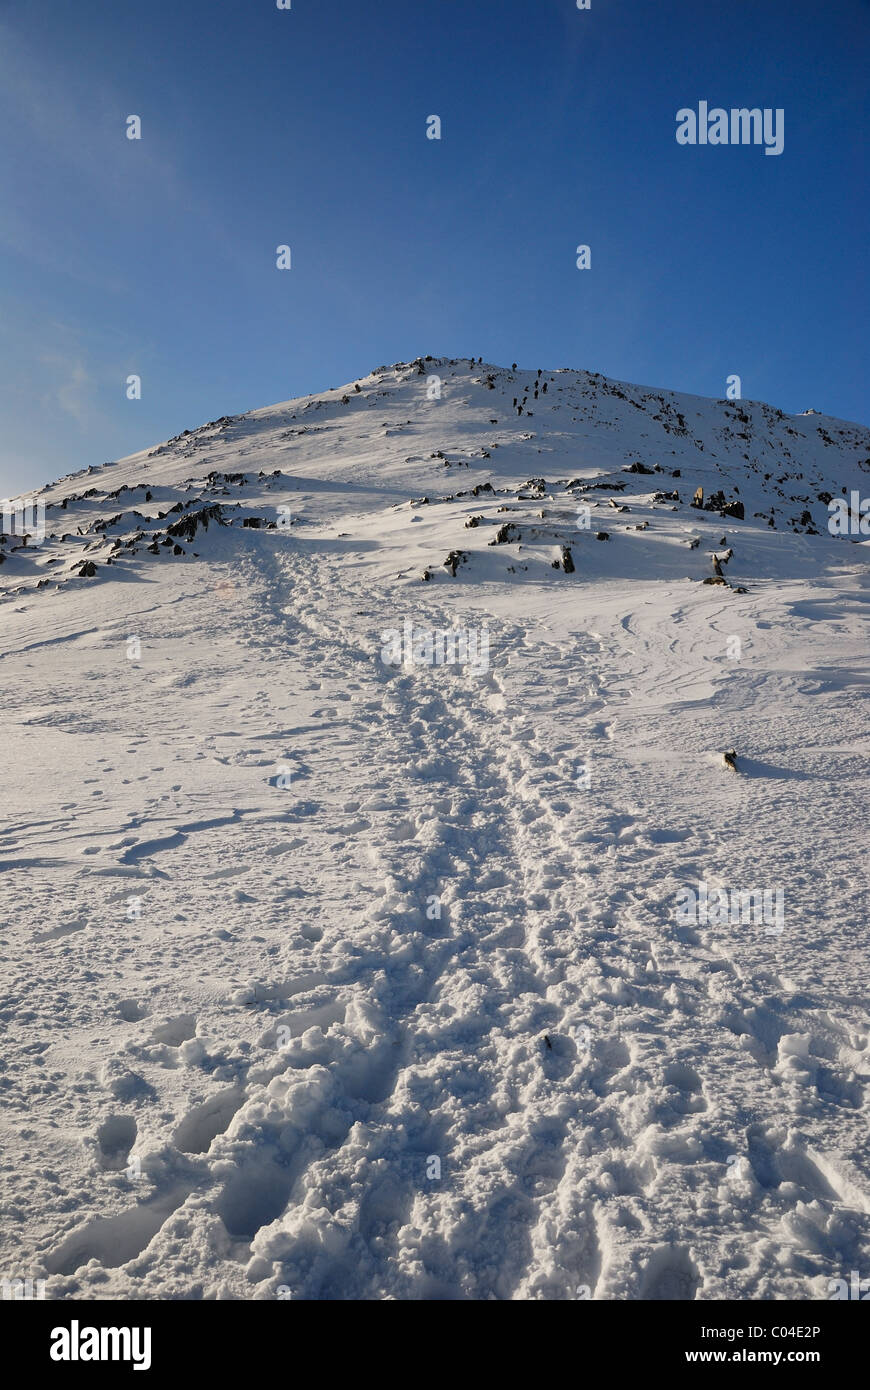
1 358 868 1300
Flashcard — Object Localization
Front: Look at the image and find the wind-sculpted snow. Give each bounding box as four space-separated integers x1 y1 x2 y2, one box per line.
0 360 867 1300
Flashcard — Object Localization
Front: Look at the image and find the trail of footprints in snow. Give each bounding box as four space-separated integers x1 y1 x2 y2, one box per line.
248 561 687 1292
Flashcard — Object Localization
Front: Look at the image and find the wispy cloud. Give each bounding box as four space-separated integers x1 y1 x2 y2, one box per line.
47 356 96 427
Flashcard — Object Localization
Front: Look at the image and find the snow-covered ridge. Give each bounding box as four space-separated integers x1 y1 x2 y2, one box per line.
3 358 868 601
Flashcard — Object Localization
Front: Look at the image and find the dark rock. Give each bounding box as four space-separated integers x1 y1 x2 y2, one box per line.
443 550 467 576
167 504 225 543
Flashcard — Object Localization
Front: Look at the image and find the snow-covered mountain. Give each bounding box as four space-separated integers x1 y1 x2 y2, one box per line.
2 359 868 1301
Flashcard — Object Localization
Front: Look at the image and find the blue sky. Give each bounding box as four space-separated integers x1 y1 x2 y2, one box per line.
0 0 867 494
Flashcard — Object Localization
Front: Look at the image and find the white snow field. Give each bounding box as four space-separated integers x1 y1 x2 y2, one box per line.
1 358 868 1301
